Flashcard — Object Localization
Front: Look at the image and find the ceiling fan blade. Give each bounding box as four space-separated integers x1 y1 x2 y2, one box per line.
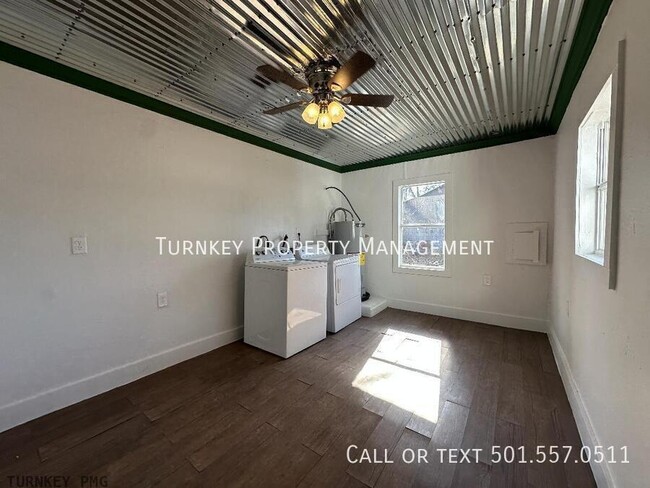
256 65 308 91
341 94 395 107
329 51 376 91
262 101 306 115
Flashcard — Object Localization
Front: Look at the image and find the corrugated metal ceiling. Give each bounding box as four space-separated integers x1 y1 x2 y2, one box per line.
0 0 585 166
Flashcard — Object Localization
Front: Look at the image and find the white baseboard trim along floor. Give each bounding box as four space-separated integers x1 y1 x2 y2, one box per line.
0 326 244 433
389 298 549 333
548 328 615 488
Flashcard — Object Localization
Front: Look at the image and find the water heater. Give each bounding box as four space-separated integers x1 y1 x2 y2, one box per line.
330 220 364 254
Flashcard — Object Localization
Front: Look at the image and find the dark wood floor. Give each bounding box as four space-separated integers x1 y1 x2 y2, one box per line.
0 309 595 488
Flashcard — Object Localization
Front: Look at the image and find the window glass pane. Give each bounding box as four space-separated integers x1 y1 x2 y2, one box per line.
400 225 445 269
400 182 445 225
596 121 610 186
596 185 607 253
575 75 612 264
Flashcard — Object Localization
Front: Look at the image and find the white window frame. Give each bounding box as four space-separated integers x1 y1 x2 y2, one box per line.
574 39 624 290
392 173 452 278
576 94 611 267
594 120 610 255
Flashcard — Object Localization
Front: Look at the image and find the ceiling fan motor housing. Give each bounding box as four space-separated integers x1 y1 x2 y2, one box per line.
305 58 341 104
257 50 393 123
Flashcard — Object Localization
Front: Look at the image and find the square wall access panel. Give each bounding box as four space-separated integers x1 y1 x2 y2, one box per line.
506 222 548 266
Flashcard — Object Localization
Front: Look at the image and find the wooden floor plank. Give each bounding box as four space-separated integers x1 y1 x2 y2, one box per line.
237 375 310 415
450 459 491 488
299 408 381 488
37 397 139 461
538 336 559 375
461 410 497 466
413 401 470 488
268 385 335 443
147 461 200 488
347 403 413 486
187 411 270 472
166 402 252 449
405 413 437 439
151 366 283 437
328 367 374 409
128 375 209 421
197 422 321 488
0 389 128 468
88 423 186 487
375 429 430 488
503 330 523 364
489 419 527 488
524 393 572 488
441 356 480 409
496 361 527 426
301 394 367 456
2 414 151 486
461 357 502 465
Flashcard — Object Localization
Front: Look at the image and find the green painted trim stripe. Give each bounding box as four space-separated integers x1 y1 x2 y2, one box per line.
0 41 339 173
547 0 614 133
340 129 553 172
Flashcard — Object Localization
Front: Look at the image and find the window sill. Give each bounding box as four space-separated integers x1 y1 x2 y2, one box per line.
576 252 605 267
392 265 451 278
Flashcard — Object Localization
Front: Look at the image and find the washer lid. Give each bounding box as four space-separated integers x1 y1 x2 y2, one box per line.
295 247 331 261
299 255 360 266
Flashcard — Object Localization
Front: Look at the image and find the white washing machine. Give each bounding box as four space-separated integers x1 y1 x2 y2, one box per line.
296 247 361 333
244 250 327 358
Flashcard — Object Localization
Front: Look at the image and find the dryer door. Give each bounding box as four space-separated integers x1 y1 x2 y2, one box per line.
334 261 361 305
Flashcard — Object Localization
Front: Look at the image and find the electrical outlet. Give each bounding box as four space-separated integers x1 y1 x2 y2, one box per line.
71 236 88 255
157 291 168 308
482 274 492 286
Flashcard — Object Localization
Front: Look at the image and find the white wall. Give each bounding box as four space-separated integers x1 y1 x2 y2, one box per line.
342 137 556 331
0 61 341 432
549 0 650 486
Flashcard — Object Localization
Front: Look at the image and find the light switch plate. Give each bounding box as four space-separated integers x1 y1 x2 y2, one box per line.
157 291 168 308
482 274 492 286
71 236 88 255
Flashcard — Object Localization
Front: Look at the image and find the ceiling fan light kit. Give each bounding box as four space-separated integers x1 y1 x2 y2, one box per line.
258 51 394 130
317 107 333 130
302 102 320 125
328 101 346 124
302 100 344 129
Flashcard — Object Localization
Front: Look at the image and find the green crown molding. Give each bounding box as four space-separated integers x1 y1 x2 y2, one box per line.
0 0 612 174
548 0 614 133
340 128 554 173
0 41 339 173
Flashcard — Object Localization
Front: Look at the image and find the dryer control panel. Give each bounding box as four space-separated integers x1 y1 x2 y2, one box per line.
250 249 295 263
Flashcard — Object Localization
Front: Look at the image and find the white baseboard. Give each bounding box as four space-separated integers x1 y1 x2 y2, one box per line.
388 298 548 332
547 328 615 488
0 326 243 434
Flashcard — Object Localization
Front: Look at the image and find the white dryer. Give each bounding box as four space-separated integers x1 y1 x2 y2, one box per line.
244 250 327 358
296 247 361 333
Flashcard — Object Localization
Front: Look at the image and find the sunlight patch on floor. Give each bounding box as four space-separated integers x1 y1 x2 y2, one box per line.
352 329 442 422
